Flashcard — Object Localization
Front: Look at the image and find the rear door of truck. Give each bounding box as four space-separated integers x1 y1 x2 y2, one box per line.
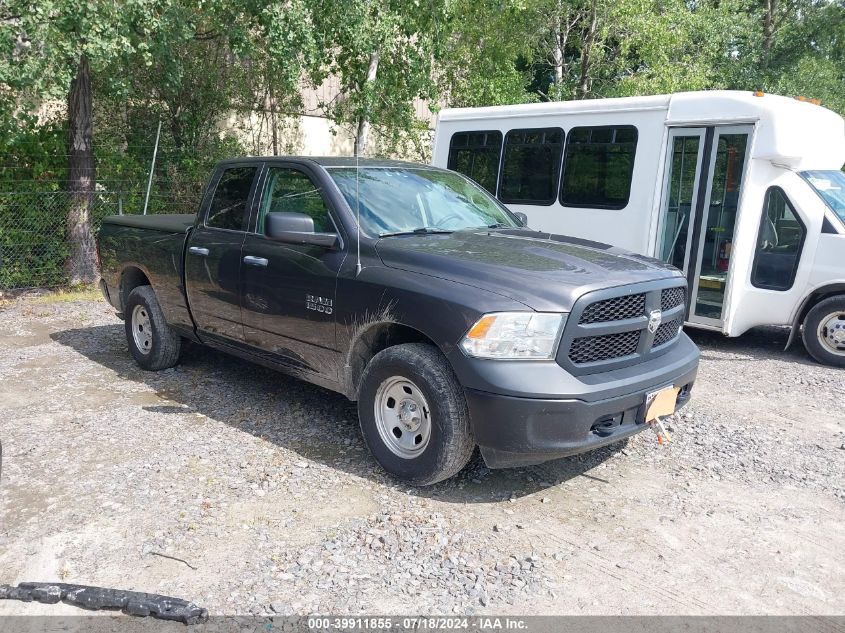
239 161 345 375
185 163 261 343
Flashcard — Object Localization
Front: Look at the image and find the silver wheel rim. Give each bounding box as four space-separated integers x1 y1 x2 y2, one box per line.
373 376 432 459
131 304 153 355
817 311 845 356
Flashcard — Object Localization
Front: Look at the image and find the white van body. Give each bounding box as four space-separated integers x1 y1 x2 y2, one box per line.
432 91 845 352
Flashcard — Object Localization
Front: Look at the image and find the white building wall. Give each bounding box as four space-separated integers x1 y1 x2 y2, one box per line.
222 75 437 160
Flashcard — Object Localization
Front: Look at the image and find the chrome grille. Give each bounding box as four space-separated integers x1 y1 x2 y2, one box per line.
661 287 686 312
579 293 646 324
568 330 640 364
653 317 683 347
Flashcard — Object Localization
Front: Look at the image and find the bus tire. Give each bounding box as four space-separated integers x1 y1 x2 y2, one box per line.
802 295 845 367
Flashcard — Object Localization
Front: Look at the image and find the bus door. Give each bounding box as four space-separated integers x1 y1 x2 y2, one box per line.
657 125 753 328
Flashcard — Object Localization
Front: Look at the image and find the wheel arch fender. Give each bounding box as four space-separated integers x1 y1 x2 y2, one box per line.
343 306 445 400
785 282 845 350
118 263 155 312
335 268 528 399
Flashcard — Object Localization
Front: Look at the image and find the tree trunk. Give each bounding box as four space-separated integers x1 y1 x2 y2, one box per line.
66 54 98 285
268 80 279 156
552 33 564 87
577 0 598 98
552 0 564 88
354 51 380 156
762 0 776 71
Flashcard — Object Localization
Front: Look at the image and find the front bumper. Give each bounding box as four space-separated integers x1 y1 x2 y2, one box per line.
454 334 699 469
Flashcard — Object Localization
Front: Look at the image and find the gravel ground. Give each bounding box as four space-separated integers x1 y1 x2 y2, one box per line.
0 293 843 618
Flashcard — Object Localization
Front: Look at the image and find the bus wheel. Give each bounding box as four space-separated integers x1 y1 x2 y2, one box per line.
803 296 845 367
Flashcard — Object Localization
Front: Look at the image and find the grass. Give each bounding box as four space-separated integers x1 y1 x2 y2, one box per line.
24 285 101 304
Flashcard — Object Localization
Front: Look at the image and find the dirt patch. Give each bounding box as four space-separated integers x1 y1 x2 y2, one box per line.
0 297 843 617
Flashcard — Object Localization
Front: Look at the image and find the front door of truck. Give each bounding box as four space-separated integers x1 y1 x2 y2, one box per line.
239 164 344 378
657 126 753 328
185 164 260 343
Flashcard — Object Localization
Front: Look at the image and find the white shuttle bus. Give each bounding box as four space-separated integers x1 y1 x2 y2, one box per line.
432 91 845 366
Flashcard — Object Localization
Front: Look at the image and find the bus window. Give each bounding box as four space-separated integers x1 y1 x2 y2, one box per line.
751 187 806 291
447 131 503 195
559 126 638 209
498 128 564 205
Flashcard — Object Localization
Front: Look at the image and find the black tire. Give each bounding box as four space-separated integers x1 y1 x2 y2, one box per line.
357 343 475 486
802 295 845 367
124 286 182 371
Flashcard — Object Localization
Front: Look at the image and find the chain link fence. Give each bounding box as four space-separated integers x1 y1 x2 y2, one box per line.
0 189 195 292
0 124 229 293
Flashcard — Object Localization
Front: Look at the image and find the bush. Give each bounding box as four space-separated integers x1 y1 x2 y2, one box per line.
0 119 245 289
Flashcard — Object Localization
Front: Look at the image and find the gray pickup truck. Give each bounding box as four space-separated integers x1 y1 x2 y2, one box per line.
98 157 699 484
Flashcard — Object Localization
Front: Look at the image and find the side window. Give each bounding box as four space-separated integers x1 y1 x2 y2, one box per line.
258 167 332 234
447 130 503 195
498 127 564 205
206 166 257 231
751 187 806 291
560 126 637 209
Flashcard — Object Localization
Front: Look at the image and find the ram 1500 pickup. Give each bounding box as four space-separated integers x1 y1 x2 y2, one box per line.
98 157 700 484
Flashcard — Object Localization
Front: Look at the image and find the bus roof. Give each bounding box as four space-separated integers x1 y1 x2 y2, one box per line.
437 90 845 171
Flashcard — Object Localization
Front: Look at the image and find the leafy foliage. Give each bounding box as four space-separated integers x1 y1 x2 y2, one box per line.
442 0 845 115
310 0 447 154
0 0 842 289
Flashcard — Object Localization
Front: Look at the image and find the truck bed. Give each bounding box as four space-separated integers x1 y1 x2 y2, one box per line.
98 214 194 330
102 214 194 233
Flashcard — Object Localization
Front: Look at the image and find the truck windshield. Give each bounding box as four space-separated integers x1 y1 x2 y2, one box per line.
327 167 519 236
801 170 845 224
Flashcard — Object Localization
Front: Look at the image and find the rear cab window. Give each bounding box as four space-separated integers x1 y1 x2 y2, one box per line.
205 166 258 231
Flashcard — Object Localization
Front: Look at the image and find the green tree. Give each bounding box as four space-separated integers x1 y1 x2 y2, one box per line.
441 0 843 119
602 0 735 97
0 0 314 283
1 0 157 283
309 0 447 155
717 0 845 114
766 0 845 115
440 0 535 107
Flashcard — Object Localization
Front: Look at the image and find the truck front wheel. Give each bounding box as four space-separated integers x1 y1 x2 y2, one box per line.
357 343 475 485
124 286 182 371
802 295 845 367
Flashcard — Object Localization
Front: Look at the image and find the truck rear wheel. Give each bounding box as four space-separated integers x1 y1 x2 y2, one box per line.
802 295 845 367
357 343 475 486
124 286 182 371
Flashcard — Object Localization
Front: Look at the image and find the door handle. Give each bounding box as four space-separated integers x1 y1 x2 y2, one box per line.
188 246 209 257
243 255 269 267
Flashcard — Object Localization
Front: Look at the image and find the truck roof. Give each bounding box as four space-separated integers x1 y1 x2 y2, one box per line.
217 156 435 169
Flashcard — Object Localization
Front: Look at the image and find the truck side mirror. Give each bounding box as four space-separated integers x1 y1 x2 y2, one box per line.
265 212 339 248
514 212 529 227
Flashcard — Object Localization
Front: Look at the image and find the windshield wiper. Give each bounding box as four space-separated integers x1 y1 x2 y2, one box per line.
379 227 454 237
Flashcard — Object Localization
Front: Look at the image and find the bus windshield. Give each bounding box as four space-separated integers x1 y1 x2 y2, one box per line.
327 167 519 237
802 170 845 225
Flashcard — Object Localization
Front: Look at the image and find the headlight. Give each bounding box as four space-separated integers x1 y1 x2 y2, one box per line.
460 312 566 360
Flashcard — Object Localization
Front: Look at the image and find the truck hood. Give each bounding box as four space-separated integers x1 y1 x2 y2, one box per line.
375 229 682 312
